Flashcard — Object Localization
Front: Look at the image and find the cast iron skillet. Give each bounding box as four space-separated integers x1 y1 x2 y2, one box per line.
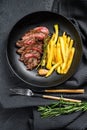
6 11 82 88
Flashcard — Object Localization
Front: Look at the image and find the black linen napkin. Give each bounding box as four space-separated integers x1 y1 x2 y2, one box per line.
29 108 87 130
0 107 33 130
28 0 87 130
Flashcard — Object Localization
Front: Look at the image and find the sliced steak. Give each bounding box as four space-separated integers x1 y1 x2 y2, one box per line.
16 26 49 70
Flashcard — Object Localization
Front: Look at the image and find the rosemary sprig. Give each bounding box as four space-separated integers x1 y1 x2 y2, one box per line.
37 35 50 68
38 100 87 118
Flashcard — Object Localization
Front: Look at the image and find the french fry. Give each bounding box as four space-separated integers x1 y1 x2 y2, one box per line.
63 32 67 45
52 44 57 64
46 44 50 69
46 41 55 69
59 37 66 62
46 34 55 69
63 47 75 73
56 41 63 73
56 43 63 63
67 36 71 46
53 24 59 43
57 66 61 73
69 39 74 49
60 36 69 73
46 24 58 69
46 63 59 77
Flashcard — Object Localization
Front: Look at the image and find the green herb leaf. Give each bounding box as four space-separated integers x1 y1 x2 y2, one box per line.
38 100 87 118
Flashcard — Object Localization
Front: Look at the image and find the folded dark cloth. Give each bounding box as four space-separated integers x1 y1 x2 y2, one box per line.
0 107 33 130
29 108 87 130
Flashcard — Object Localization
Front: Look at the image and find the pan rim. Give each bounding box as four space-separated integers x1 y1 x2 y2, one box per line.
6 11 82 88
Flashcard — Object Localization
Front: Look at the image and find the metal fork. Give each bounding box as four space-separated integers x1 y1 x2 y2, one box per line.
9 88 82 103
10 88 34 96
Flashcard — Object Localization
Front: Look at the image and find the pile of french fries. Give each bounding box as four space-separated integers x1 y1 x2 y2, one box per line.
39 24 75 77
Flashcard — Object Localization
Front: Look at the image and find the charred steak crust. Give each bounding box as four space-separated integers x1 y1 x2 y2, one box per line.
16 26 49 70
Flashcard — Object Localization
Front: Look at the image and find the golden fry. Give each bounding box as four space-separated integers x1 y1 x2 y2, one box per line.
46 63 59 77
46 24 59 69
63 47 75 73
67 36 71 46
69 39 74 49
59 37 66 62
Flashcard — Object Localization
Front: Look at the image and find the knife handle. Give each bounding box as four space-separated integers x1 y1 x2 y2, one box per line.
44 89 84 93
42 95 81 103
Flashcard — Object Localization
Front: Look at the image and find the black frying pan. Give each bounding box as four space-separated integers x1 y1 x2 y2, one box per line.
6 11 82 88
